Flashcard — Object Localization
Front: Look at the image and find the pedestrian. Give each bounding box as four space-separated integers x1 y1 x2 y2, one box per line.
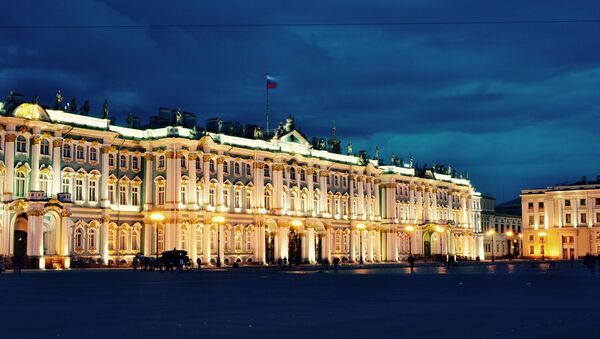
570 254 575 268
196 257 202 272
283 257 288 267
408 255 415 272
177 258 184 273
333 257 340 272
14 256 22 275
0 255 4 274
288 257 292 269
132 256 139 272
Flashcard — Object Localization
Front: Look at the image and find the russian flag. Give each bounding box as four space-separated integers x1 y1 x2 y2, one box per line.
266 74 278 89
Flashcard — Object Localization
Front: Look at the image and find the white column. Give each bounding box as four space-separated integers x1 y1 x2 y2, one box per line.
4 133 15 199
189 224 197 261
218 223 224 262
143 223 152 256
367 230 374 262
279 225 289 259
307 227 315 263
324 227 332 262
374 180 381 218
203 224 211 265
100 145 110 207
350 229 356 262
144 153 153 210
51 138 62 197
188 154 197 209
100 217 109 264
357 177 365 218
319 170 328 214
203 154 210 208
31 134 41 191
216 156 224 209
257 224 266 264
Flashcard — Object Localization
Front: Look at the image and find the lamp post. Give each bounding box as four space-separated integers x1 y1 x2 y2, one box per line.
538 231 547 261
150 212 165 259
405 225 415 256
213 215 225 267
506 231 514 261
486 229 496 262
435 226 445 262
356 223 366 264
518 233 523 259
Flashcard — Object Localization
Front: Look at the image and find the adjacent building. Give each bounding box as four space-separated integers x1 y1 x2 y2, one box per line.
0 92 485 269
521 177 600 260
481 196 522 259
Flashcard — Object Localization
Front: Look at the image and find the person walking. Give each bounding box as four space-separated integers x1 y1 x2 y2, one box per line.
408 255 415 272
333 257 340 273
0 256 5 275
132 256 139 272
196 257 202 272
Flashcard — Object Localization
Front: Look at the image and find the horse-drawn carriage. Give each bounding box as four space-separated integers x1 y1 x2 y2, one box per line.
136 250 193 271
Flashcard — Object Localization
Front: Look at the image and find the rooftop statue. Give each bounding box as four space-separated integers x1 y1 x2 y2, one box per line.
347 141 353 156
32 95 39 104
374 146 379 160
54 90 63 109
253 126 263 139
67 98 77 113
391 153 398 166
126 113 134 128
80 100 90 116
174 108 182 126
101 99 109 119
409 155 414 168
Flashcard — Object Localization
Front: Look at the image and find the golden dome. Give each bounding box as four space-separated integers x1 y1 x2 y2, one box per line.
12 103 51 121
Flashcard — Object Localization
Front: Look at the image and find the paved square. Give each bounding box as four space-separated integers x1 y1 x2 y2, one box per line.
0 262 597 338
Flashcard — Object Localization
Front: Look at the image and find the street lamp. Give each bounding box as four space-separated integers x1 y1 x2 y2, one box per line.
518 233 524 259
356 223 366 264
486 229 496 262
405 225 415 256
213 215 225 267
506 230 514 261
150 212 165 259
538 231 547 261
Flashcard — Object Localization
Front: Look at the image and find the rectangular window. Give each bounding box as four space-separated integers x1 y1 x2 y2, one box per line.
89 148 97 162
108 184 115 204
234 190 241 208
41 141 50 155
538 202 544 209
76 146 84 160
529 235 534 242
539 216 544 226
223 189 230 208
264 165 270 177
132 157 139 170
581 198 586 206
131 186 139 206
88 180 97 202
62 178 71 194
158 186 165 205
245 164 251 176
63 145 71 159
581 213 587 224
596 198 600 206
528 216 534 226
565 200 571 207
566 213 572 224
530 245 535 255
245 191 252 209
596 212 600 223
528 202 533 208
234 162 240 175
75 179 84 201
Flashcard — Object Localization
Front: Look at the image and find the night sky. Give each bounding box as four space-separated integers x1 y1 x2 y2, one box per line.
1 1 599 202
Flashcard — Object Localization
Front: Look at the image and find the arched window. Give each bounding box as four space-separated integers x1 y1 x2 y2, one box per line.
264 190 272 210
196 227 203 253
108 229 116 251
157 183 165 205
290 168 296 180
16 135 26 153
300 193 307 212
118 230 127 252
76 146 85 160
223 161 229 173
119 155 127 169
40 139 50 155
234 162 240 175
132 230 139 252
335 230 342 252
131 157 139 170
63 143 72 158
313 193 320 214
14 171 26 197
209 187 216 206
245 190 252 210
180 228 187 250
88 228 97 251
264 165 270 177
75 227 84 250
158 155 165 169
209 160 215 172
290 192 297 211
224 228 231 252
246 227 253 252
180 155 187 169
234 190 241 208
108 154 115 167
300 169 305 181
40 173 51 194
180 184 187 205
343 232 350 252
234 229 242 252
89 147 97 162
195 157 201 170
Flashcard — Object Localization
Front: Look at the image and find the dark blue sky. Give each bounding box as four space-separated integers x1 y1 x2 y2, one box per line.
1 1 599 202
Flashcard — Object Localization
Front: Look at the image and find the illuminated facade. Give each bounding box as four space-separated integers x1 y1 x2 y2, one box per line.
481 196 522 258
522 178 600 260
0 95 484 269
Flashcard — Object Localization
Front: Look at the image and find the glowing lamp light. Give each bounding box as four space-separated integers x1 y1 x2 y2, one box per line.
356 223 366 230
506 231 514 237
290 220 303 227
518 233 523 238
212 215 226 224
486 229 495 236
150 212 165 222
435 226 444 233
538 231 547 237
405 225 415 232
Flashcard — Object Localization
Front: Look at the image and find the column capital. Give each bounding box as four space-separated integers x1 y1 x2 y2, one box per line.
32 135 42 145
144 153 153 161
5 133 16 142
52 138 63 147
188 153 198 161
101 145 112 154
203 154 212 162
216 156 225 164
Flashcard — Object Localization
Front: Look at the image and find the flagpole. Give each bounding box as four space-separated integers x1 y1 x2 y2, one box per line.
265 73 270 135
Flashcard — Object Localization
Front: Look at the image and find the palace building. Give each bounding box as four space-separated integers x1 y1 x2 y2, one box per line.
521 177 600 260
0 91 485 269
